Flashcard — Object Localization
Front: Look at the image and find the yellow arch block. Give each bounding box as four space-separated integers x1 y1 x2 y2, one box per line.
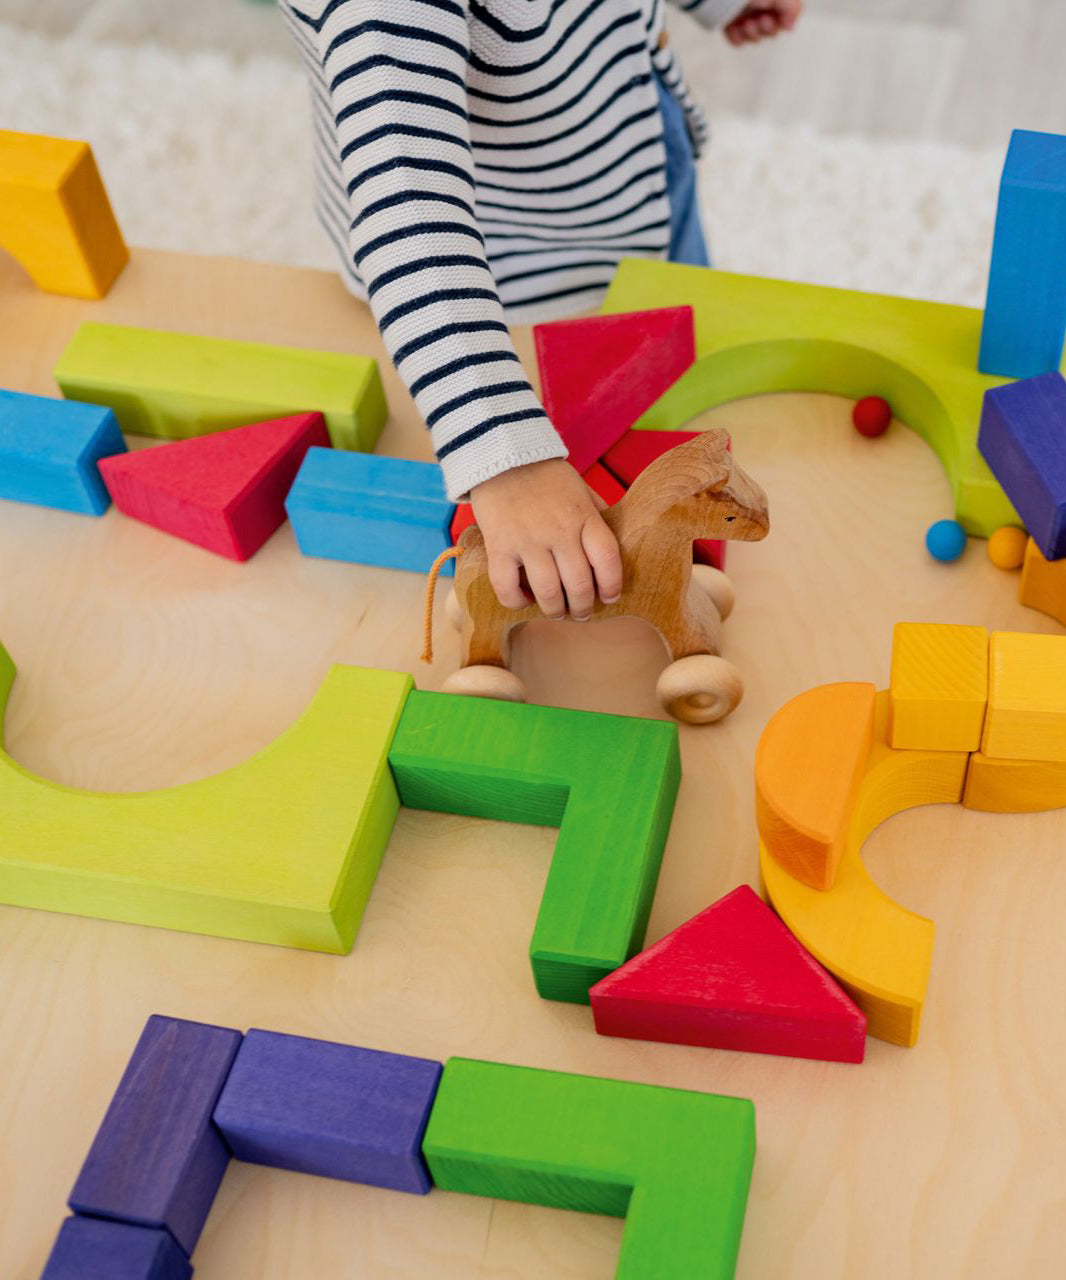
0 129 128 299
0 641 411 950
761 690 968 1046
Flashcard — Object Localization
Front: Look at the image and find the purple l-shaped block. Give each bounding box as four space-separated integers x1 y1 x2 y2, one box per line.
41 1217 192 1280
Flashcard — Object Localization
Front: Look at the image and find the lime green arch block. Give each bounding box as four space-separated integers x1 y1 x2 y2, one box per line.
0 641 411 950
600 259 1066 536
423 1057 756 1280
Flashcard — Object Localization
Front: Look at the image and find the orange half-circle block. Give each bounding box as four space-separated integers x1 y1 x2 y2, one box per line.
755 681 876 890
761 691 968 1046
0 129 128 299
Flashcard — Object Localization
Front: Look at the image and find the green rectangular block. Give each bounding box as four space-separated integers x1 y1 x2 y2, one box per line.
387 692 681 1003
54 322 387 451
423 1058 756 1280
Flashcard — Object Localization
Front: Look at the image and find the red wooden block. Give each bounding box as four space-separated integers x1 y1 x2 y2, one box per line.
534 307 695 475
589 885 866 1063
603 429 727 570
99 412 329 561
449 463 626 545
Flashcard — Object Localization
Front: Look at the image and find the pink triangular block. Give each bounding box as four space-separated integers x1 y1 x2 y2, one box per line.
533 306 695 474
589 885 866 1062
99 412 329 561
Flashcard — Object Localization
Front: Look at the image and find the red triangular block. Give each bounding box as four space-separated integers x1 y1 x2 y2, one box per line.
589 885 866 1062
99 412 329 561
534 306 695 475
602 429 727 570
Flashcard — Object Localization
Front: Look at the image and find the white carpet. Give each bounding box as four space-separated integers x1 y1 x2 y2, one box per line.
0 22 1004 310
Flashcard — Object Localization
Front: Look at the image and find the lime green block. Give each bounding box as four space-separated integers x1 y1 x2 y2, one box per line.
423 1058 756 1280
0 642 411 950
599 259 1066 536
54 321 387 451
387 691 681 1003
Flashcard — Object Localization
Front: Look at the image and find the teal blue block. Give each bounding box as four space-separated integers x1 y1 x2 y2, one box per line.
0 389 125 515
286 448 455 575
979 129 1066 379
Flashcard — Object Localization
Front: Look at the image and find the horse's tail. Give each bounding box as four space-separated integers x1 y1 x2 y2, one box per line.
421 546 464 663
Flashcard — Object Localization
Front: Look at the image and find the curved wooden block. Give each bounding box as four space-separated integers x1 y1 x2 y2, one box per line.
599 259 1057 536
755 682 876 890
0 130 128 299
0 641 411 951
1019 535 1066 628
761 691 968 1047
963 751 1066 812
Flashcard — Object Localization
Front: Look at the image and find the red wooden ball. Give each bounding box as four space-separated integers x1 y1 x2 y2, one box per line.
852 395 892 437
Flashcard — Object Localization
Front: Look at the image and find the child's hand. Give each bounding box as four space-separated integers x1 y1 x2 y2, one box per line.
724 0 802 45
470 459 623 621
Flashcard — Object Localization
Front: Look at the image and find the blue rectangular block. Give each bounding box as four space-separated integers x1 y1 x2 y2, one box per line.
979 129 1066 379
979 372 1066 560
41 1217 192 1280
212 1029 442 1193
0 388 125 515
69 1015 242 1255
285 448 456 575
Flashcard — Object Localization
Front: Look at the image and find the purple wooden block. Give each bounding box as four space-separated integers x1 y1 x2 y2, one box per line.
69 1016 242 1255
212 1029 442 1193
979 372 1066 561
41 1217 192 1280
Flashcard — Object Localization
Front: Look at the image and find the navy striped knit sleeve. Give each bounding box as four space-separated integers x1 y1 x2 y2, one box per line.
282 0 567 500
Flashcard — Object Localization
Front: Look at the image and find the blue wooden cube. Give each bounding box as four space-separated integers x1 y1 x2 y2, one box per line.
979 129 1066 379
41 1217 192 1280
69 1016 242 1255
0 388 125 514
285 448 456 575
213 1029 442 1193
979 372 1066 560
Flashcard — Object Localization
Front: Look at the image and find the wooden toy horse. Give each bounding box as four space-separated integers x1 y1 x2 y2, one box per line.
440 428 769 723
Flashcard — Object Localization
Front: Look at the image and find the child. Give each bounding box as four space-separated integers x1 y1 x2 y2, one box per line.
281 0 801 619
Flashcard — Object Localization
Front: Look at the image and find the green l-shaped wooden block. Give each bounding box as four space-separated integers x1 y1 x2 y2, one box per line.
423 1058 756 1280
386 691 681 1002
600 259 1062 536
54 322 387 451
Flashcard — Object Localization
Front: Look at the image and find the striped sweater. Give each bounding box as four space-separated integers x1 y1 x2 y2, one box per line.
281 0 743 499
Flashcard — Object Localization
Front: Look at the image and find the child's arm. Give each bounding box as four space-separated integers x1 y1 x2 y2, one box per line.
666 0 802 42
283 1 620 620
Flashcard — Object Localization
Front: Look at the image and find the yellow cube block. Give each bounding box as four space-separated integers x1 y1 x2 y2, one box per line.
982 631 1066 763
888 622 989 751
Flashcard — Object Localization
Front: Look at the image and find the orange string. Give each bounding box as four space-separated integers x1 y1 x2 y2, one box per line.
421 546 463 663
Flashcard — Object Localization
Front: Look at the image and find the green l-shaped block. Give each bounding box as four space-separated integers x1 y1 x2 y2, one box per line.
387 691 682 1002
423 1057 756 1280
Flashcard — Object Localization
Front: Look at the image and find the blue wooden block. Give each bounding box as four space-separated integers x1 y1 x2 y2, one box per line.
0 388 125 515
979 372 1066 560
41 1217 192 1280
69 1015 242 1255
978 129 1066 379
285 448 456 575
212 1029 442 1193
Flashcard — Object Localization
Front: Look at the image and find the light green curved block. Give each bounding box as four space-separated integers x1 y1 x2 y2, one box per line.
0 642 411 950
54 322 387 452
600 259 1066 536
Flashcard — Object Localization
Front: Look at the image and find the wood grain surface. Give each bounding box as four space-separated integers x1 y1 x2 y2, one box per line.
0 249 1064 1280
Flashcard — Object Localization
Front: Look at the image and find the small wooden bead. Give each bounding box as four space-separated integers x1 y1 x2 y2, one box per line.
986 524 1029 570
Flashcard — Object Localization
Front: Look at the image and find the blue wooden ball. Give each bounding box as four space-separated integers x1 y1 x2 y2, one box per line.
926 519 967 562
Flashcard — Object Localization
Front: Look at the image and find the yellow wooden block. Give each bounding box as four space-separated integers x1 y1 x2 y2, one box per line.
0 129 128 299
761 691 968 1047
888 622 988 752
963 751 1066 812
982 630 1066 763
1019 536 1066 628
0 640 411 950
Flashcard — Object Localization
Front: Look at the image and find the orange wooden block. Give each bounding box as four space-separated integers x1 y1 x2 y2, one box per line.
1019 535 1066 628
755 682 877 891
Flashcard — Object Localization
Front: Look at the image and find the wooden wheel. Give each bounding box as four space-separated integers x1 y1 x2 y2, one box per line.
657 654 743 724
690 565 736 621
441 665 527 703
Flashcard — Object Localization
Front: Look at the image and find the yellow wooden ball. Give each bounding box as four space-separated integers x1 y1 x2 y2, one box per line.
987 525 1028 570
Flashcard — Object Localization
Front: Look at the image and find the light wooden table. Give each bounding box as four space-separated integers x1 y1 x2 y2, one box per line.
1 249 1064 1280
